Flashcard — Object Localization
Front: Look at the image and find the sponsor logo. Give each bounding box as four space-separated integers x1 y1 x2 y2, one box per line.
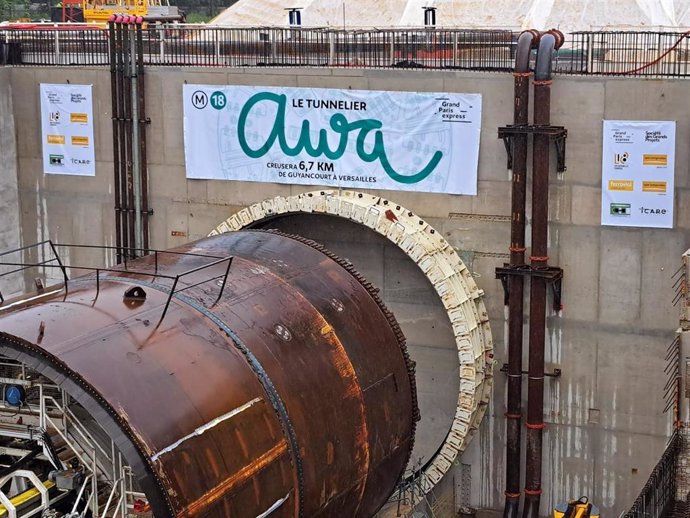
49 154 64 166
70 158 91 165
70 113 88 123
49 111 60 124
639 206 668 215
71 136 89 146
47 134 65 145
608 179 634 191
643 153 668 166
191 90 208 109
610 203 631 216
613 152 629 166
645 130 668 143
642 181 667 193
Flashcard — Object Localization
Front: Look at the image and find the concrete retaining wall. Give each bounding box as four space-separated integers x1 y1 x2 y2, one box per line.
0 67 22 297
7 65 688 516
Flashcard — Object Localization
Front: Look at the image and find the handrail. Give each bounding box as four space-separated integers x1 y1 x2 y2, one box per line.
101 476 124 517
3 26 690 78
622 432 681 518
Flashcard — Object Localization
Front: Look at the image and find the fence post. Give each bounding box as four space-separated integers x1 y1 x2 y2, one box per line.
54 26 60 64
329 30 335 66
159 27 164 63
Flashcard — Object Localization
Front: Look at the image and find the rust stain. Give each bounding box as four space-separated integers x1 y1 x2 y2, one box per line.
320 326 370 508
326 441 334 465
177 440 288 517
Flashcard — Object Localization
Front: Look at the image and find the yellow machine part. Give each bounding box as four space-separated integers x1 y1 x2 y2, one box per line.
82 0 147 23
553 500 600 518
0 480 56 518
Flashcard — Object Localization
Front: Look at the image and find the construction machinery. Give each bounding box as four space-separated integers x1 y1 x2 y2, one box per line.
0 230 418 517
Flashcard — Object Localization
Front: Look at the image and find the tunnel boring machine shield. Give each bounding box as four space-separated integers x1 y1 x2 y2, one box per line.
211 189 494 493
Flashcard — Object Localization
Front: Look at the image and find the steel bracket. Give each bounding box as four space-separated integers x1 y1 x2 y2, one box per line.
495 264 563 311
500 363 562 378
497 124 568 173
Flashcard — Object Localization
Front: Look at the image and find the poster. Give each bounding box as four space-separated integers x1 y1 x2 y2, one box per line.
183 85 482 195
40 84 95 176
601 120 675 228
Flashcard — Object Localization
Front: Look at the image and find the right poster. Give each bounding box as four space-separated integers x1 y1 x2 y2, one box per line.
601 120 675 228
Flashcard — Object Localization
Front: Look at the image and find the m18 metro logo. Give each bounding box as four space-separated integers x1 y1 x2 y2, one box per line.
191 90 226 110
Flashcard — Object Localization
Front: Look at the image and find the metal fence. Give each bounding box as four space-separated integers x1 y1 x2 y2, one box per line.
622 432 682 518
3 25 690 77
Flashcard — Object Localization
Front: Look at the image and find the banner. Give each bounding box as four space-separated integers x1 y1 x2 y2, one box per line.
183 85 481 195
601 120 675 228
40 84 95 176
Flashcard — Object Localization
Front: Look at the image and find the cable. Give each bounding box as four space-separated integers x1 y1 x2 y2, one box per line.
601 30 690 75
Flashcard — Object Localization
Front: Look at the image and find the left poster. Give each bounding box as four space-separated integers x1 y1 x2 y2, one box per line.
40 84 95 176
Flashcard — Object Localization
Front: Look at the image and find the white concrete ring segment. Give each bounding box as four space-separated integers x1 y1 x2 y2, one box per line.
209 189 494 493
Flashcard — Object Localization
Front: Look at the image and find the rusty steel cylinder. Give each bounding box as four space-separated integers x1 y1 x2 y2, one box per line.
0 230 418 518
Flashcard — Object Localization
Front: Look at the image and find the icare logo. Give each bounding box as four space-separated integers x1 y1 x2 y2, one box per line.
613 152 629 165
49 111 60 123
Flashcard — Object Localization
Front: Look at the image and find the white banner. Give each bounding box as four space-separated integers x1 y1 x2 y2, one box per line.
40 84 95 176
601 120 675 228
183 85 481 195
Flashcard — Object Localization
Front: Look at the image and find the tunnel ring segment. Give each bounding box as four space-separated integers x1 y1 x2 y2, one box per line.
210 189 494 492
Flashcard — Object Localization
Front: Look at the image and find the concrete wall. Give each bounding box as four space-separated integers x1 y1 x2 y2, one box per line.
0 67 22 297
8 65 688 516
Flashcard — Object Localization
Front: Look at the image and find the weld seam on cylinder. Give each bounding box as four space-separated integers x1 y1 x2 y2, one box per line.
532 80 553 86
97 276 306 517
505 492 522 498
525 422 546 430
510 247 527 252
528 255 549 262
505 413 522 419
524 489 543 496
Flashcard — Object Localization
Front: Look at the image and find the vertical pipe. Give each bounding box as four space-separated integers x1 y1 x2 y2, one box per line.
503 30 536 518
130 25 142 255
123 23 136 258
136 23 149 251
116 22 130 259
108 21 123 264
522 32 556 518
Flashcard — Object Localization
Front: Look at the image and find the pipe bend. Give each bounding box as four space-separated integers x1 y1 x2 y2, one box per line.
535 33 556 81
515 31 536 72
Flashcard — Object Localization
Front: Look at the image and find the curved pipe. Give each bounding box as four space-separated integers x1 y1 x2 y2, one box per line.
523 32 556 518
535 33 556 81
503 28 537 518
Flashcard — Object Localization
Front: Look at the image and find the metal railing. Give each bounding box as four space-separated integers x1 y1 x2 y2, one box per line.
623 432 682 518
3 25 690 77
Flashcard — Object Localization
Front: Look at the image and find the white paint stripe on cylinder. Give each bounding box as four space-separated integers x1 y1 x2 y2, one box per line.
255 493 290 518
151 397 263 461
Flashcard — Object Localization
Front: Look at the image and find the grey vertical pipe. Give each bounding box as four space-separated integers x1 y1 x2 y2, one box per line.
129 25 143 255
522 32 556 518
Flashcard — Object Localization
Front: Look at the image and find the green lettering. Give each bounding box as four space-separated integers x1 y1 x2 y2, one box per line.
237 91 442 184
